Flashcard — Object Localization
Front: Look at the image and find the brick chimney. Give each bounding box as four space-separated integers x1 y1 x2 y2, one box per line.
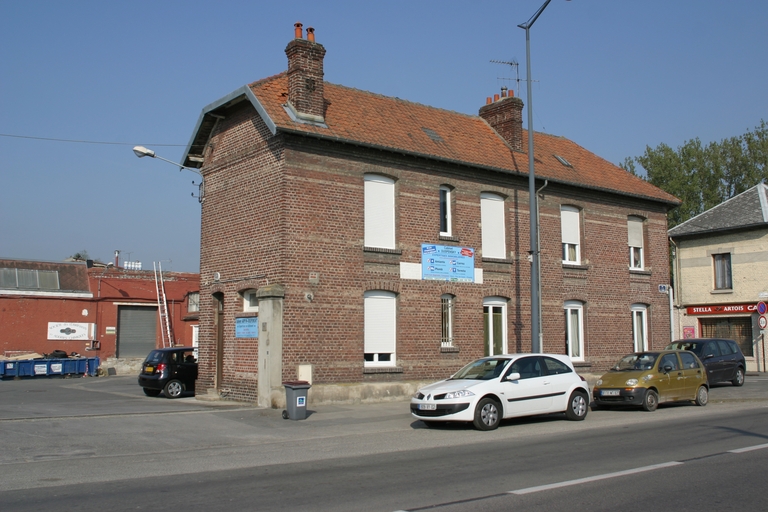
479 87 524 152
285 22 326 123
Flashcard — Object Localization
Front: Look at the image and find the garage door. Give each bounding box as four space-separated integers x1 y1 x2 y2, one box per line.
117 305 158 357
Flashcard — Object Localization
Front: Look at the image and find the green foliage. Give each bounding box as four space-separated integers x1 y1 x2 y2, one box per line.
626 120 768 227
70 250 90 261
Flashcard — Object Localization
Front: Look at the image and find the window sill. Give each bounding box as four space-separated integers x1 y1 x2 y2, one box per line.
482 257 513 264
363 366 404 374
440 346 460 353
562 263 589 271
439 235 460 242
364 246 402 255
711 289 733 295
182 313 200 321
629 269 652 276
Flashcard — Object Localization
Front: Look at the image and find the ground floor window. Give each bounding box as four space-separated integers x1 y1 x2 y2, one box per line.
441 294 455 348
700 316 753 356
564 301 584 361
483 297 507 356
364 290 396 366
631 304 648 352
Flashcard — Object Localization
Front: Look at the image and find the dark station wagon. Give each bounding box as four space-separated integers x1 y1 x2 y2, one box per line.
137 347 198 398
666 338 746 386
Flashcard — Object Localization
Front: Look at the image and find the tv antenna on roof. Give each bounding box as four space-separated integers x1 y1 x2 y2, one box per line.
490 59 519 97
491 59 537 99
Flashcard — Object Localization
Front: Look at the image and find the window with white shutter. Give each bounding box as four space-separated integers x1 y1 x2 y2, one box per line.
480 192 506 259
364 290 396 366
364 175 395 249
628 216 644 270
560 206 581 264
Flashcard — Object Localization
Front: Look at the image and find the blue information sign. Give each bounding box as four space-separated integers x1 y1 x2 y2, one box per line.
235 317 259 338
421 244 475 282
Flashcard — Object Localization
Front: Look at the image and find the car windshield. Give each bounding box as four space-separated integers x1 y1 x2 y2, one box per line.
612 353 659 371
144 350 164 364
666 342 703 356
450 358 510 380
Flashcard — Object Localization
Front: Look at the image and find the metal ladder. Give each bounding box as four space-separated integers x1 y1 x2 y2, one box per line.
154 262 174 347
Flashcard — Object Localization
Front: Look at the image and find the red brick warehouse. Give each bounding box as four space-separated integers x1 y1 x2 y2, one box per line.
181 23 679 407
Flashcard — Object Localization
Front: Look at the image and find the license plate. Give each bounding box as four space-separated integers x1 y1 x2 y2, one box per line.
601 389 620 396
145 366 154 373
418 403 437 410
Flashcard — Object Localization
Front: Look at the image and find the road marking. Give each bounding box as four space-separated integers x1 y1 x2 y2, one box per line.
729 443 768 453
508 461 683 495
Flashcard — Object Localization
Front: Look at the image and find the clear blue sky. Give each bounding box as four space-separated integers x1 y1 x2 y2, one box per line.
2 1 766 272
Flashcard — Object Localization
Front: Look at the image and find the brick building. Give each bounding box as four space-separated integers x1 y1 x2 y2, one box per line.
0 258 199 363
182 24 679 406
669 183 768 371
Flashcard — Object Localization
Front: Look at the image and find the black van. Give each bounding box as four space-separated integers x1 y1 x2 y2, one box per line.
666 338 746 386
137 347 198 398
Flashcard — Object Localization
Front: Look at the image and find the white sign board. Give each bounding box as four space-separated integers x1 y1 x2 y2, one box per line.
47 322 95 340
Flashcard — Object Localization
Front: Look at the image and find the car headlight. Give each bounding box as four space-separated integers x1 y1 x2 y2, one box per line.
595 379 603 386
625 378 638 386
444 389 475 399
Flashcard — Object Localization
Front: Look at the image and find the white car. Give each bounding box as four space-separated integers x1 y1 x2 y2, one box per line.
411 354 589 430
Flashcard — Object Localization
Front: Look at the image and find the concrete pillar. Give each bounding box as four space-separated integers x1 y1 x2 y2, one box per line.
256 284 285 408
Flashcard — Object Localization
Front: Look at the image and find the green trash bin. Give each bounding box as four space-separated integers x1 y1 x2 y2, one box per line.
282 380 311 420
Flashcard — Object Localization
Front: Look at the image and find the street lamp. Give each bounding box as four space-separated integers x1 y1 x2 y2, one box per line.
133 145 204 203
518 0 564 353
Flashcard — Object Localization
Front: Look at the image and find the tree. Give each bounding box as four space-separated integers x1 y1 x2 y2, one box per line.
69 250 90 261
625 120 768 227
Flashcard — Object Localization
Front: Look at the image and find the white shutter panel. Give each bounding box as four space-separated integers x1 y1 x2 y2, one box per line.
628 217 643 247
364 291 396 353
560 207 580 245
481 193 505 259
364 175 395 249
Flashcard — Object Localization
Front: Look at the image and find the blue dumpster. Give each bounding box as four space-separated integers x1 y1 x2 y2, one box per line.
1 357 99 379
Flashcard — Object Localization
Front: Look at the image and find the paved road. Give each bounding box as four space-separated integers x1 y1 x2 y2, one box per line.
1 374 767 510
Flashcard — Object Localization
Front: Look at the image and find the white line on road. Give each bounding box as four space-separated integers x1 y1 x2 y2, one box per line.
508 461 683 495
728 443 768 453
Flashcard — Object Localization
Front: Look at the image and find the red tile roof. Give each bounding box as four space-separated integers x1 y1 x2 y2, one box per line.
243 73 678 205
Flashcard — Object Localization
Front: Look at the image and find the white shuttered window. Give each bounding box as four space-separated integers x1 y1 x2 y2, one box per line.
480 192 506 259
628 216 644 270
364 290 396 366
560 206 581 264
364 175 395 249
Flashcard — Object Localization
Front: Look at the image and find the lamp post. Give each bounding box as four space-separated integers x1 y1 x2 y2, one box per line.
518 0 558 353
133 145 204 203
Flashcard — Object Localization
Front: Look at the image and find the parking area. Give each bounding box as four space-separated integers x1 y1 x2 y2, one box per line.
1 372 767 422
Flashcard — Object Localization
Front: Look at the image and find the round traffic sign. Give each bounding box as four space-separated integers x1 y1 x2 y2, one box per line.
760 315 768 330
759 302 768 315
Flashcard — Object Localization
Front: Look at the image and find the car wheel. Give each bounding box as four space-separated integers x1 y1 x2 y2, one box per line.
473 398 501 431
642 389 658 412
143 388 161 397
732 368 745 387
565 391 588 421
163 380 184 399
694 385 708 406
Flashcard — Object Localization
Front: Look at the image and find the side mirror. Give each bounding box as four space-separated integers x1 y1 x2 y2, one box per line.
662 364 673 373
505 372 521 381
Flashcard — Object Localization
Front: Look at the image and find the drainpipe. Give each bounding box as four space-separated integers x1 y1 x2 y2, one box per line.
669 237 680 341
536 179 549 350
